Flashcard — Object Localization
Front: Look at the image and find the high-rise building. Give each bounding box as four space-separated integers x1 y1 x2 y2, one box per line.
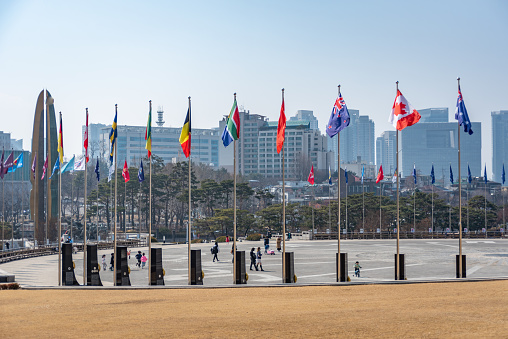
0 131 11 150
289 110 319 131
491 110 508 183
400 114 481 182
327 109 375 171
376 131 397 174
418 108 448 123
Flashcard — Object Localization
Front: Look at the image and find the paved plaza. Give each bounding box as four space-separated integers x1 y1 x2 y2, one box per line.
1 238 507 287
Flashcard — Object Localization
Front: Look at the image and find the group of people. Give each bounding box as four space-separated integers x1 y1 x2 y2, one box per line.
100 250 148 271
250 247 264 271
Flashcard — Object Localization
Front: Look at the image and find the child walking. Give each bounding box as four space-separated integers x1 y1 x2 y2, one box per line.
141 253 148 269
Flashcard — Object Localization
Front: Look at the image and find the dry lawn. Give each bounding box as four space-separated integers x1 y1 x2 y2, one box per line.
1 281 507 338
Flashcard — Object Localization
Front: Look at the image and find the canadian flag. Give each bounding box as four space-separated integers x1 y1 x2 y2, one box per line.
308 165 315 185
389 90 421 131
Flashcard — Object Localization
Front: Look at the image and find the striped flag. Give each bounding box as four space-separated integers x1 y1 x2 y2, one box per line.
179 108 191 158
221 95 240 147
84 109 89 163
145 102 152 157
58 113 64 164
109 106 118 163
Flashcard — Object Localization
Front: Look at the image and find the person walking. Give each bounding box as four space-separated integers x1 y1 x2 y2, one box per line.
135 251 142 267
276 237 282 252
109 253 114 271
101 254 107 271
256 247 264 271
212 242 219 262
141 253 148 269
250 247 258 271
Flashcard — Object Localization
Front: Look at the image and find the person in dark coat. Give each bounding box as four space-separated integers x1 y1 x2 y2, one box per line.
110 253 114 271
249 247 258 271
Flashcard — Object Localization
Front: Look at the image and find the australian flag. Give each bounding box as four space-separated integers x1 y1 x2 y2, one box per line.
455 85 473 135
326 92 350 138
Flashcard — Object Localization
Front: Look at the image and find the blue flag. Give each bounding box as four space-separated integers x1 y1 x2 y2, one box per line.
430 164 435 185
7 153 23 173
449 165 454 184
326 92 350 138
344 168 348 184
60 155 75 174
413 163 417 185
503 164 506 185
467 165 472 184
455 85 473 135
484 165 487 184
328 166 332 186
95 157 100 182
49 157 60 179
138 160 145 183
361 165 365 184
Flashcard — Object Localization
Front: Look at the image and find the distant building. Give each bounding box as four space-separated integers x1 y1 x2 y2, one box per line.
491 110 508 183
400 110 481 183
0 131 11 150
328 109 375 171
376 131 396 174
95 125 220 168
418 108 448 123
218 109 332 179
289 110 319 131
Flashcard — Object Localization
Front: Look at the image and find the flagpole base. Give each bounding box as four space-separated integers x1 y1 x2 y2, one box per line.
456 255 467 278
336 252 348 282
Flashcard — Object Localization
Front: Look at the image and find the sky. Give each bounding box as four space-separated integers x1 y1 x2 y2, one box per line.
0 0 507 176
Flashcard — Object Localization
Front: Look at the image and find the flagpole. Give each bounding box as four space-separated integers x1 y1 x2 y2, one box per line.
187 96 192 285
362 170 365 232
396 81 400 281
11 150 14 250
282 88 286 284
379 182 382 239
457 78 463 277
84 109 88 285
485 167 487 239
233 94 237 284
58 112 62 286
148 100 152 285
96 177 99 243
22 154 24 249
71 167 73 241
432 175 434 239
34 151 37 249
114 104 118 286
337 85 342 281
124 175 126 238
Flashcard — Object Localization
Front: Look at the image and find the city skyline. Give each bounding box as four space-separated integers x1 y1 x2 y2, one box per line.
0 1 507 177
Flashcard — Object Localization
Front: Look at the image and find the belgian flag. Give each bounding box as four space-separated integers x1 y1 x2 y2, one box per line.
179 107 191 158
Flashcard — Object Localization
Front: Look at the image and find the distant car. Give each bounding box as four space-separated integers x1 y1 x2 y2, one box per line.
267 249 275 255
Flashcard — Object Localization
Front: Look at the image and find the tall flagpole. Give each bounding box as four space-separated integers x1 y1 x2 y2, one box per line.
337 85 341 281
70 168 73 241
22 154 24 248
457 78 463 277
396 81 400 281
11 150 14 250
345 168 348 238
379 182 382 239
96 177 99 243
233 93 237 284
58 112 62 286
148 100 152 285
282 88 286 283
84 109 88 285
187 96 192 285
432 177 434 239
114 104 118 286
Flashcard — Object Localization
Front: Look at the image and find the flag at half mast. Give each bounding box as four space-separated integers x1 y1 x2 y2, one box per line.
389 90 421 131
145 103 152 157
179 108 191 158
222 95 240 147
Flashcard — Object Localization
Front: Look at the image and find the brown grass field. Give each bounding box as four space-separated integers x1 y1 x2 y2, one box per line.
1 281 507 338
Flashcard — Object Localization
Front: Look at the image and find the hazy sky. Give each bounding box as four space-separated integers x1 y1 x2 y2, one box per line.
1 0 507 176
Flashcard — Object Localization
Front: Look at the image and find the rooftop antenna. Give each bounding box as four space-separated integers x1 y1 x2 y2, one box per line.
156 106 165 127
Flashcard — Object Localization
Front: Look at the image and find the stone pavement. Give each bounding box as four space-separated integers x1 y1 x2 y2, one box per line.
1 238 507 287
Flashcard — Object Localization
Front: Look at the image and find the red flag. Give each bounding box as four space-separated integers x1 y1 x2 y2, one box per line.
389 90 421 131
376 165 384 183
122 160 130 183
307 165 315 185
276 97 286 154
84 109 89 163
